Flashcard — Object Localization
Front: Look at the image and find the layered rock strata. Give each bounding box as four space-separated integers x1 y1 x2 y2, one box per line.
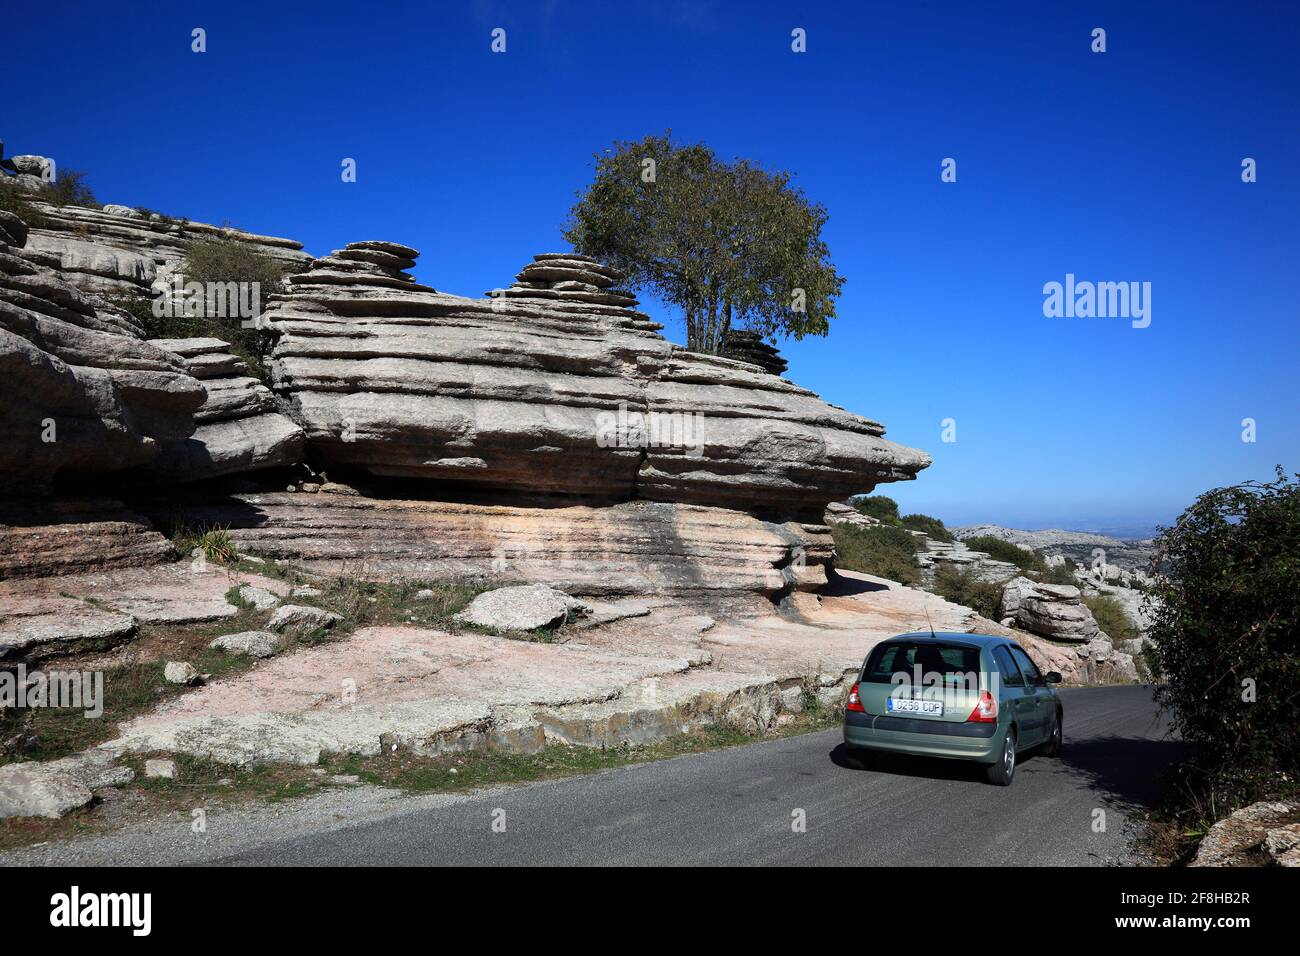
720 328 788 376
268 245 929 516
12 191 311 297
146 337 303 481
0 229 205 492
136 490 834 600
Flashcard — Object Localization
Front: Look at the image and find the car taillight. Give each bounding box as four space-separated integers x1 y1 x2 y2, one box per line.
967 689 997 723
846 682 865 713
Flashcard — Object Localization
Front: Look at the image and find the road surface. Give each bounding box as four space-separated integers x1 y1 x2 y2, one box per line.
217 685 1181 866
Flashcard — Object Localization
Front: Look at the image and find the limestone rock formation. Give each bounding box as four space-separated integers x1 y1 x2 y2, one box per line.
18 197 312 297
267 245 929 515
0 498 174 580
999 576 1100 642
1191 801 1300 867
823 500 880 530
914 534 1020 585
146 337 304 481
0 230 206 493
137 490 834 601
720 329 788 376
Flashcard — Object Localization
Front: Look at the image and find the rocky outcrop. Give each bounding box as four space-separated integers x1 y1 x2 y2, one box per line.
823 501 880 530
267 245 929 516
1191 801 1300 867
995 576 1137 682
0 231 206 492
17 197 312 297
0 498 174 580
914 534 1020 585
146 337 303 481
135 489 834 601
999 576 1100 641
719 329 788 376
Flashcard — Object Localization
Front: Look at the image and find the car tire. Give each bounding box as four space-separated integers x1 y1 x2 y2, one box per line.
844 745 873 770
986 728 1017 786
1043 710 1062 757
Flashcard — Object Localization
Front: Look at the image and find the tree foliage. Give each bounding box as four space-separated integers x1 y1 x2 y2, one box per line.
563 132 844 353
1148 468 1299 813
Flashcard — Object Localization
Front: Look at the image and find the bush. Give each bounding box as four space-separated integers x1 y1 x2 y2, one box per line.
932 566 1004 619
149 236 289 380
1083 594 1138 642
0 182 45 228
1148 468 1300 822
831 521 920 585
1039 561 1079 586
901 513 953 542
39 168 98 208
852 495 901 524
961 535 1048 574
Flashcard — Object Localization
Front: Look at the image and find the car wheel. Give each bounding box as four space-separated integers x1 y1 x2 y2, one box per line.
844 745 873 770
986 729 1016 786
1043 710 1062 757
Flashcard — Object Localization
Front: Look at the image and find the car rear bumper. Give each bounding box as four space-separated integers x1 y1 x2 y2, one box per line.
843 711 1004 762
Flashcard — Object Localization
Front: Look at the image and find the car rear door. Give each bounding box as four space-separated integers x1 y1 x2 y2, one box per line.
1010 645 1051 744
992 645 1038 744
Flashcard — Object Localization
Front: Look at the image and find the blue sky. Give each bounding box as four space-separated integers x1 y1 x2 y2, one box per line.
6 0 1297 536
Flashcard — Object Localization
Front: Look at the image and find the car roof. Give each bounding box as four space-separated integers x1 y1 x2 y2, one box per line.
882 631 1013 649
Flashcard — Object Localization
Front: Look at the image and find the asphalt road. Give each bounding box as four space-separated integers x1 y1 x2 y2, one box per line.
216 685 1182 866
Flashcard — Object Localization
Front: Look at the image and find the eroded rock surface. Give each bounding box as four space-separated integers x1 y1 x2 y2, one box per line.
146 337 303 481
267 245 928 515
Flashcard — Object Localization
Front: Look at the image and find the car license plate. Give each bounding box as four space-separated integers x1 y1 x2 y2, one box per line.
888 697 943 716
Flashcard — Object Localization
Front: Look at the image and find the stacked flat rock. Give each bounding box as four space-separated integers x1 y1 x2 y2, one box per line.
146 337 304 481
266 243 930 516
0 216 206 493
289 241 434 293
487 253 639 309
720 329 788 376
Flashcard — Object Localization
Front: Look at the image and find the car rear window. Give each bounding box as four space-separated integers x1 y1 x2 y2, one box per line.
861 641 982 685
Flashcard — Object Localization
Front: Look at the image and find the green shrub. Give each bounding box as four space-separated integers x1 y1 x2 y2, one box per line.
932 565 1004 619
901 513 953 542
1039 561 1078 586
831 521 920 585
149 236 289 380
852 495 901 525
39 168 98 208
1083 594 1138 642
1148 468 1300 823
962 535 1048 574
0 182 45 228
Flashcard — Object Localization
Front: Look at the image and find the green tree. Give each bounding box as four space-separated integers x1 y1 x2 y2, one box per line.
563 132 844 353
1148 468 1299 817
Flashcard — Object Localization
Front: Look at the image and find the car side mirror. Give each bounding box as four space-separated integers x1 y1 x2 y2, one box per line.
1046 671 1062 684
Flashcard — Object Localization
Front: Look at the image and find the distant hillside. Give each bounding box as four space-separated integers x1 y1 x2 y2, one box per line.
951 524 1155 571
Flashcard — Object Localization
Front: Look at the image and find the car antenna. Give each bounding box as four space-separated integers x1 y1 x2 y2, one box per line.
923 607 937 639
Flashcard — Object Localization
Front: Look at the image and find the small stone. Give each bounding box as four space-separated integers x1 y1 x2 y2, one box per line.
267 604 343 634
209 630 284 659
236 585 280 611
329 774 361 785
414 588 435 601
144 759 176 779
291 586 324 598
163 661 205 685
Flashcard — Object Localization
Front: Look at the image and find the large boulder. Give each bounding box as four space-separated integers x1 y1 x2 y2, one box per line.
267 246 929 517
999 576 1100 642
455 584 592 631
